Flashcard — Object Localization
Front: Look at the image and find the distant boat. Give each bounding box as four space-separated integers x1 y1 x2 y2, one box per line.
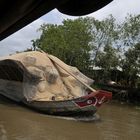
0 51 112 116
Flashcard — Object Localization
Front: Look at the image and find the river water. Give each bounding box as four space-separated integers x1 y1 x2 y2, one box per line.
0 98 140 140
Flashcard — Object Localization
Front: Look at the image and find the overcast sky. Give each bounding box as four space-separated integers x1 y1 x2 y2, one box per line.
0 0 140 56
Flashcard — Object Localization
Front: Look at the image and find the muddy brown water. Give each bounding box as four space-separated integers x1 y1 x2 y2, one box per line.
0 98 140 140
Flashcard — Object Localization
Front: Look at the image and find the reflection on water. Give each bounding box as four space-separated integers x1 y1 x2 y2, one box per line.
0 124 7 140
0 97 140 140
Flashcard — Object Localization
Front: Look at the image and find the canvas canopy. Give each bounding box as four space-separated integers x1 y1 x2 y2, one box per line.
0 51 94 101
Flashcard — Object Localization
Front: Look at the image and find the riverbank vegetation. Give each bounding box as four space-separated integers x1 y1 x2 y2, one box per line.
31 14 140 92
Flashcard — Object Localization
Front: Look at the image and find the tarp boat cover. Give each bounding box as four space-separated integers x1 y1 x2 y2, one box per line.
0 51 94 102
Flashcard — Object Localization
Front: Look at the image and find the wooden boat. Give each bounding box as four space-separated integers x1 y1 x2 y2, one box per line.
0 52 112 116
0 83 112 117
22 90 112 116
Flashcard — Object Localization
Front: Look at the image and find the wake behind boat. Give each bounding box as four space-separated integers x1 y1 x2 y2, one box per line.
0 51 112 116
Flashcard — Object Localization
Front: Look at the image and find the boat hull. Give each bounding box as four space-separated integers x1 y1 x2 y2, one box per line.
22 90 112 116
0 79 112 116
22 98 97 116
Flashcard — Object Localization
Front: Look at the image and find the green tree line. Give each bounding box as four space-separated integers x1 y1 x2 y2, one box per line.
31 14 140 88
